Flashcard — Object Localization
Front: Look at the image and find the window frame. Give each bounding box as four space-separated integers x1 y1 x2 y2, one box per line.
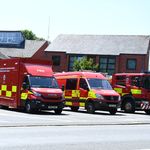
126 59 137 70
66 78 78 90
115 75 126 86
52 55 61 66
99 56 116 75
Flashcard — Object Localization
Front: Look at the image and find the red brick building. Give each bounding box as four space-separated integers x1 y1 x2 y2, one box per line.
44 34 150 75
0 32 149 75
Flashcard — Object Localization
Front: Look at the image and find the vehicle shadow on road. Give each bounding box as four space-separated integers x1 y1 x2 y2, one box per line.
64 109 125 116
118 110 148 116
0 107 69 116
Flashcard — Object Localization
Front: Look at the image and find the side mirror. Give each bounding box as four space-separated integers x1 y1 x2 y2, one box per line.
62 85 65 91
22 82 27 90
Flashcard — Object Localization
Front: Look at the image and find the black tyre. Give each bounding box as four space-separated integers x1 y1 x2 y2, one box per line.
25 101 33 113
123 100 135 113
145 110 150 115
71 106 79 112
109 108 117 115
54 108 63 115
86 102 95 114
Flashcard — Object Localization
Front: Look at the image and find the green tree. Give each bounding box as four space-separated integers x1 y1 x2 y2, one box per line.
21 29 44 40
73 57 99 71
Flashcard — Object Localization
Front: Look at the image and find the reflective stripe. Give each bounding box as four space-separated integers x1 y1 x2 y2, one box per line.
122 93 128 96
0 85 17 98
80 97 87 100
6 91 12 97
21 93 28 100
88 90 96 98
131 89 141 94
72 90 80 97
2 85 7 91
114 88 122 94
65 101 72 106
65 96 72 99
79 102 85 107
21 91 33 100
12 86 17 92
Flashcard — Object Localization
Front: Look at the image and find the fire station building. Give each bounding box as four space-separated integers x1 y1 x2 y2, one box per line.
0 32 149 75
44 34 150 75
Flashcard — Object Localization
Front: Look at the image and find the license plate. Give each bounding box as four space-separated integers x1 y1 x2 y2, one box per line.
109 104 117 108
48 106 58 109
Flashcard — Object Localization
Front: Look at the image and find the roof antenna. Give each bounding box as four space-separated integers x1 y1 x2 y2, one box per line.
47 16 50 41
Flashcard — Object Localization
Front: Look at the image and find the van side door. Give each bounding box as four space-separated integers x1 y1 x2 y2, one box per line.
65 78 78 105
79 78 89 102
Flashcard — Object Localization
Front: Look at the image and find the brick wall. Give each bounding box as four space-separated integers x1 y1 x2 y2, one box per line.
118 54 148 73
44 52 67 72
37 51 149 74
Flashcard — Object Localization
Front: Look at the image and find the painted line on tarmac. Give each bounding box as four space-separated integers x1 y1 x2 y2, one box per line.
0 122 150 128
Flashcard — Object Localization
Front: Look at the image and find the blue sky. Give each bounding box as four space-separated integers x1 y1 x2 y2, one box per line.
0 0 150 41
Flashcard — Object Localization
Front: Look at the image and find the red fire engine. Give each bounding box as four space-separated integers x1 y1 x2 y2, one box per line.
0 58 64 114
112 73 150 114
55 71 120 115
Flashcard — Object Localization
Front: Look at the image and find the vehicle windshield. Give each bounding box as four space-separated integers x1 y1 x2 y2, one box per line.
29 76 59 88
87 78 112 90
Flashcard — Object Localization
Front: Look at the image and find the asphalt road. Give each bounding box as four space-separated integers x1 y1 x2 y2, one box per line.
0 108 150 150
0 108 150 127
0 125 150 150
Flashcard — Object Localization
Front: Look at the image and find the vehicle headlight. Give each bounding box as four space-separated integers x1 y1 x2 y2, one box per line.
96 94 104 100
118 96 121 101
32 91 41 97
61 93 65 100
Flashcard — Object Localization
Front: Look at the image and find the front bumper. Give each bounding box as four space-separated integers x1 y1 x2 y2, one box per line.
93 100 119 111
29 99 65 110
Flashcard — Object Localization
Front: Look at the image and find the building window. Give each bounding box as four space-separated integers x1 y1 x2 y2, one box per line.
127 59 136 70
68 55 96 71
52 56 61 66
0 31 25 48
68 55 83 71
99 56 116 75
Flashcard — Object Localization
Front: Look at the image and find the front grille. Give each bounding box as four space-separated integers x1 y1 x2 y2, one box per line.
41 95 61 100
104 96 118 101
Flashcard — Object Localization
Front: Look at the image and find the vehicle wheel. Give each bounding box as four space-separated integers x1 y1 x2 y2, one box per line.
54 108 63 115
145 110 150 115
25 101 33 113
71 106 79 112
86 102 95 114
123 100 135 113
109 108 117 115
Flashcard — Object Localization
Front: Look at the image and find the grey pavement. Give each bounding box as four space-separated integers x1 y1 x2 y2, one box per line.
0 108 149 127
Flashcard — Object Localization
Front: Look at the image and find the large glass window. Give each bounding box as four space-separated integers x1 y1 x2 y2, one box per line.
52 56 61 66
68 55 84 71
99 56 116 75
0 31 25 48
127 59 137 70
68 55 96 71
